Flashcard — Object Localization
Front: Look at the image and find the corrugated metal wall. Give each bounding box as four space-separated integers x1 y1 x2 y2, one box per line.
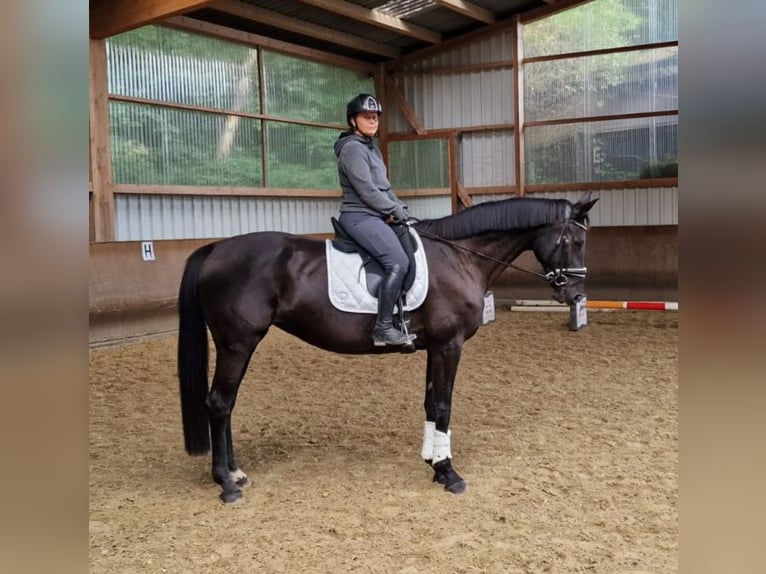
405 196 453 221
453 187 677 226
115 195 341 240
389 30 514 134
114 194 456 240
526 187 678 226
460 132 515 188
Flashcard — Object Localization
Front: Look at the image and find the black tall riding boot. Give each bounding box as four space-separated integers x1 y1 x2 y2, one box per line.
372 264 413 347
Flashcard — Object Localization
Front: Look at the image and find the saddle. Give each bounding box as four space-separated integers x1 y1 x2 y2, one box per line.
330 217 418 298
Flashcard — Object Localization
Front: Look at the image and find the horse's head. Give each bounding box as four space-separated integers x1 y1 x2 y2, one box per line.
531 193 599 305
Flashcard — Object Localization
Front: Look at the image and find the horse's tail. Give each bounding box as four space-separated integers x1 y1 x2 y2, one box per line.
177 243 215 455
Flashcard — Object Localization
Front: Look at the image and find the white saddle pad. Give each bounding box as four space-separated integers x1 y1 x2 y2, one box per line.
325 229 429 314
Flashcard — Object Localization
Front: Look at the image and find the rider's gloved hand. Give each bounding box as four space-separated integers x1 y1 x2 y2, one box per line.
391 204 410 223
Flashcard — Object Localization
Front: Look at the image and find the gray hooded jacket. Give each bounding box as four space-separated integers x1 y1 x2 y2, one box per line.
334 132 406 217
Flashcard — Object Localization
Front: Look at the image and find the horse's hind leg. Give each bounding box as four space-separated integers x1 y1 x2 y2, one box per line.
207 344 255 503
226 423 248 487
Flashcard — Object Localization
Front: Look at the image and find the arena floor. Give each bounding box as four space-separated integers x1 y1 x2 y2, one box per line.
89 309 678 573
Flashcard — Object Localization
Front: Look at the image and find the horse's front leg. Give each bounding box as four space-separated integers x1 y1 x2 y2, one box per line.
422 345 466 494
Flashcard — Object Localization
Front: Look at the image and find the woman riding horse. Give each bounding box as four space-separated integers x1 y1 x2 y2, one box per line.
334 93 413 347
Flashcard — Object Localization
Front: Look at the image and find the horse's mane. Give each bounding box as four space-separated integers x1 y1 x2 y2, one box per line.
414 197 570 240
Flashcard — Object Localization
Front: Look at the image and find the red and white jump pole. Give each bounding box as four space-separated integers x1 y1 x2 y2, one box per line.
511 299 678 312
586 300 678 311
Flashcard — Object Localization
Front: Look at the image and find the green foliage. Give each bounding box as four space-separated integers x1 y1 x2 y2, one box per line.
639 156 677 178
524 0 643 55
263 51 371 126
109 25 251 62
524 0 644 122
389 139 449 190
107 25 373 189
523 0 677 184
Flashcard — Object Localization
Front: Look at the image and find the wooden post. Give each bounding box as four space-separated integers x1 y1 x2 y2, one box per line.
448 132 459 213
89 38 115 242
257 47 269 187
512 15 526 197
374 65 389 166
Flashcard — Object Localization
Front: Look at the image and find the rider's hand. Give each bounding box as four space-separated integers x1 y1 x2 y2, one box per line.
391 205 410 223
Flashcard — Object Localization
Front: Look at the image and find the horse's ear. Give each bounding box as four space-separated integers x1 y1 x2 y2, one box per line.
572 193 599 219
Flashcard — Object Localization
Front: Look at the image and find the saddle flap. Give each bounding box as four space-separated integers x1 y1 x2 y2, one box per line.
331 217 418 293
325 229 429 314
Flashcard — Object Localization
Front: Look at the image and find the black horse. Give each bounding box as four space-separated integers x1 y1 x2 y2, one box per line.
178 194 598 503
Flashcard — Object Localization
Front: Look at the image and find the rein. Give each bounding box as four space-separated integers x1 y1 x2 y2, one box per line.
409 219 588 286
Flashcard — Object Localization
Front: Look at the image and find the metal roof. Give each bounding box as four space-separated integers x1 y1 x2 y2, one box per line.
181 0 572 63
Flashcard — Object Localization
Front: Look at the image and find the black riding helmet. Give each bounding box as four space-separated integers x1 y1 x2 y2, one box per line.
346 93 383 126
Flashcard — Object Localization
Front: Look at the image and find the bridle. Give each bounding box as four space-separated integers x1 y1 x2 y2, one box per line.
409 218 588 287
545 219 588 287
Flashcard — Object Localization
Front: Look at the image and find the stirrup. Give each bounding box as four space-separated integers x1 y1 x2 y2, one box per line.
372 327 416 347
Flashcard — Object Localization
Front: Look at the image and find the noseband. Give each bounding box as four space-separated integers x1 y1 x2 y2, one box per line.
544 219 588 287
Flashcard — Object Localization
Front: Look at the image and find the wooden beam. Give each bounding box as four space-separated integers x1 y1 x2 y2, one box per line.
524 178 678 193
295 0 442 44
512 15 525 197
387 129 456 141
521 0 593 24
374 65 389 166
257 47 269 187
166 16 375 72
90 0 217 39
389 124 515 140
213 0 401 58
386 17 514 71
114 184 341 198
395 188 451 197
524 40 678 64
114 183 451 200
108 93 347 130
384 75 425 135
432 0 496 25
463 185 519 196
525 109 678 128
448 133 459 213
456 182 473 208
392 60 513 77
89 38 115 241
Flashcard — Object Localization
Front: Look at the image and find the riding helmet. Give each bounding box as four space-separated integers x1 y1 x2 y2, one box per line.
346 93 383 125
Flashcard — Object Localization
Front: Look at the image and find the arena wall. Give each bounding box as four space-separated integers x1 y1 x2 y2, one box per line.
89 226 677 346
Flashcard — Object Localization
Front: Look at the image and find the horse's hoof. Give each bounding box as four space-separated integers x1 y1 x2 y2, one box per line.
431 460 465 493
432 471 447 485
444 479 467 494
220 489 243 504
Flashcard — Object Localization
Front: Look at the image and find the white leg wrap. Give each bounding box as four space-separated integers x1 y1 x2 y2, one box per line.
229 468 247 483
421 421 435 460
432 429 452 464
